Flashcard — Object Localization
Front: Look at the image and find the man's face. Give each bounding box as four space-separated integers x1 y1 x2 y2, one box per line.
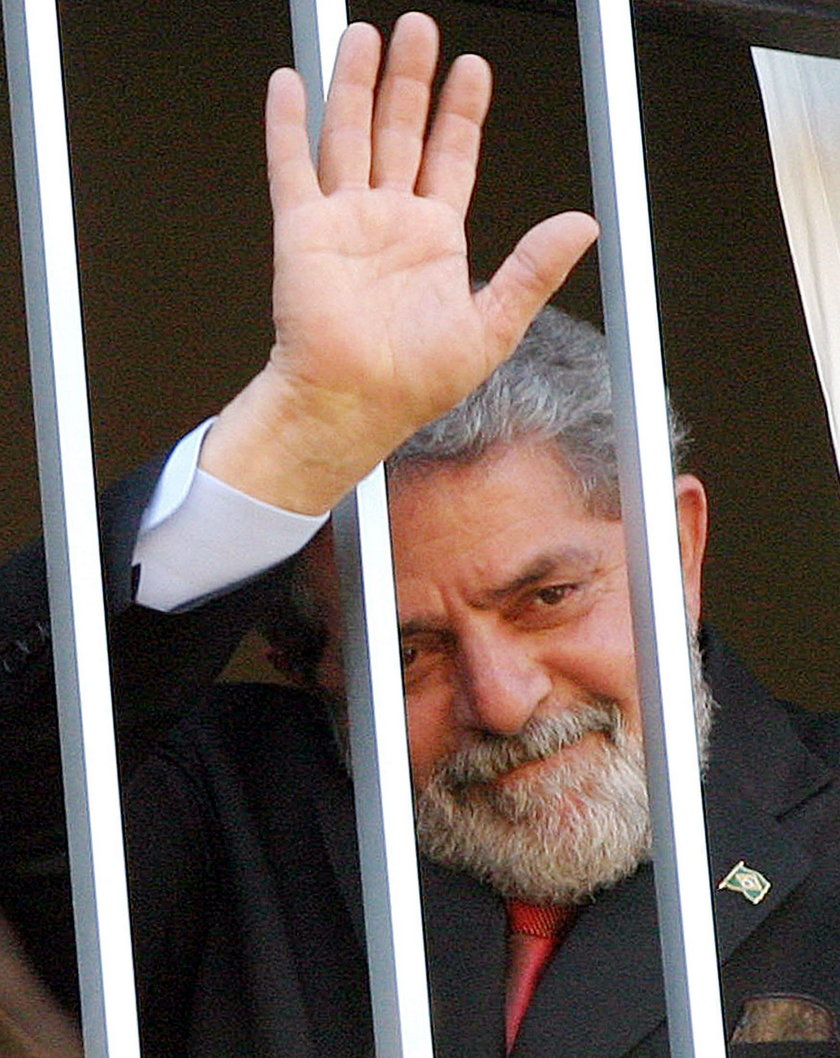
388 441 641 789
306 440 708 903
384 442 657 902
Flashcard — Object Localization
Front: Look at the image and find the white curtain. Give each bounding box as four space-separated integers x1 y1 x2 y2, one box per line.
753 47 840 479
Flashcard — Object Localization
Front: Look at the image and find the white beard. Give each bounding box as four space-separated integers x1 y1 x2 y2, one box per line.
415 637 715 905
415 699 652 904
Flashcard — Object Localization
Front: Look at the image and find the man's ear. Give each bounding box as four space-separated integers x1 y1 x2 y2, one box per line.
674 474 708 627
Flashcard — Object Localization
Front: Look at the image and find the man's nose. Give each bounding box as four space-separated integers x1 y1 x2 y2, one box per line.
457 627 552 735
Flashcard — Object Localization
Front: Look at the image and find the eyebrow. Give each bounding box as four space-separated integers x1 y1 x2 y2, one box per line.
398 547 599 637
478 547 598 605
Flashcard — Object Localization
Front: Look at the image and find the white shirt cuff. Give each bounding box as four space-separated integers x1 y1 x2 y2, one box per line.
133 419 328 612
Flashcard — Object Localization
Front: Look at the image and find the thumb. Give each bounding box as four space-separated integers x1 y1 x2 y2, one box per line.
476 211 599 361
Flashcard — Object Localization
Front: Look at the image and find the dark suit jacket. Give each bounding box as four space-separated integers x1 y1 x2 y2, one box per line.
0 457 291 1012
125 629 840 1057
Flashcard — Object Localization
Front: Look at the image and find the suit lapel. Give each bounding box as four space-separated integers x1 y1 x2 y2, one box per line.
308 721 511 1056
420 861 508 1058
705 778 812 966
512 863 664 1056
309 742 368 948
703 630 830 967
242 691 374 1057
315 761 510 1057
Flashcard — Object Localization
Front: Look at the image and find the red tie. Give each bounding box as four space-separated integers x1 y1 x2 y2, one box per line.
505 902 577 1053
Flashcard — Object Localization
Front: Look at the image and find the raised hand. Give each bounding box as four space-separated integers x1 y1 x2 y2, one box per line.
201 12 597 514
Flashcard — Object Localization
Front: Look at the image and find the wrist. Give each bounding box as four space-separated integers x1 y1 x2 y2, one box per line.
199 362 385 515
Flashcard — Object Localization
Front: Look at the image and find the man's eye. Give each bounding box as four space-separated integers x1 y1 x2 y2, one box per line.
400 644 419 668
399 637 451 685
511 582 586 629
535 584 576 606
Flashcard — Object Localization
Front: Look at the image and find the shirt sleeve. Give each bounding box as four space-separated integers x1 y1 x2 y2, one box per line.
132 419 328 612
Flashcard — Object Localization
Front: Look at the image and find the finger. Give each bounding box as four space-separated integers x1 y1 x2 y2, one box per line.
415 53 492 215
266 68 320 212
319 22 382 193
477 211 599 357
370 11 439 190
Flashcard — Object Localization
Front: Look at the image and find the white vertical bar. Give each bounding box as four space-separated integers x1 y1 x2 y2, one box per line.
287 4 436 1056
333 472 436 1058
2 1 142 1056
288 0 346 145
575 1 727 1055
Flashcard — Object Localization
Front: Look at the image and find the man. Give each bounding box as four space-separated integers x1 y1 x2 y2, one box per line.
3 11 839 1056
122 16 839 1054
125 299 840 1056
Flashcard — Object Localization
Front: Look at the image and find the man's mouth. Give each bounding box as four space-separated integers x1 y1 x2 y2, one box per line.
492 729 606 787
438 703 618 793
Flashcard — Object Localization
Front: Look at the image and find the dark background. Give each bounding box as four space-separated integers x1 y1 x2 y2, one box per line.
1 0 838 710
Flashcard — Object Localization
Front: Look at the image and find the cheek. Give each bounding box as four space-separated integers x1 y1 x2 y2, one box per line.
543 611 641 728
404 693 459 790
588 638 643 739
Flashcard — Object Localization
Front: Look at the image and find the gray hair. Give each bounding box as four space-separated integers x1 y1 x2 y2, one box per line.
388 305 687 519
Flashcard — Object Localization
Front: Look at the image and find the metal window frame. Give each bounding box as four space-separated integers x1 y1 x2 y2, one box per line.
6 0 801 1053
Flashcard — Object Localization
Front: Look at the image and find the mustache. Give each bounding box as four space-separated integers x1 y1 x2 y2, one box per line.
432 699 620 791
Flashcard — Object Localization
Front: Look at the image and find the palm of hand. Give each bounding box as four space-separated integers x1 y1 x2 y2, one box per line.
271 186 491 437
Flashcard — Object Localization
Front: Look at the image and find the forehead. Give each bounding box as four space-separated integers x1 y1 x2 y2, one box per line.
388 442 622 593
